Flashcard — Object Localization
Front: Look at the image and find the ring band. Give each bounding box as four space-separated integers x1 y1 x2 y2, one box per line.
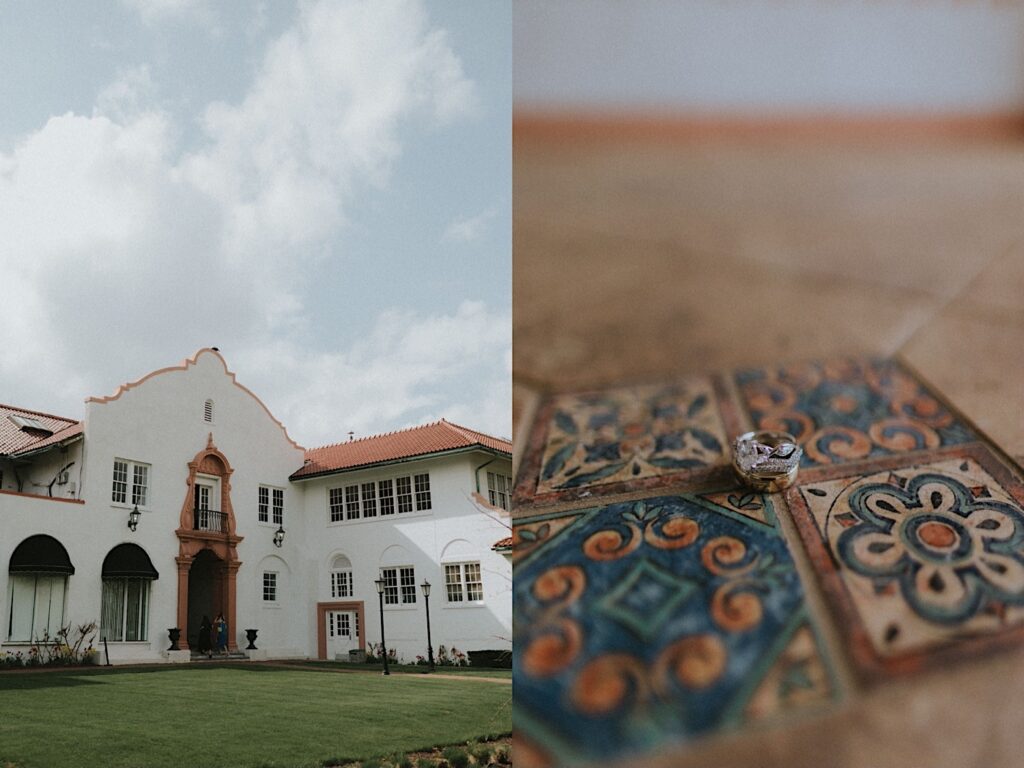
732 430 802 492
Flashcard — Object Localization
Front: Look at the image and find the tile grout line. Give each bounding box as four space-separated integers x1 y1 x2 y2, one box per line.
892 237 1022 356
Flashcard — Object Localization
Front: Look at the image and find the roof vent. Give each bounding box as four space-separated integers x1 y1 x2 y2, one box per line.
9 414 53 436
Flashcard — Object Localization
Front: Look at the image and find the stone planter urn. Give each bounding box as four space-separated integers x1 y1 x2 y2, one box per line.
245 629 259 650
167 627 181 651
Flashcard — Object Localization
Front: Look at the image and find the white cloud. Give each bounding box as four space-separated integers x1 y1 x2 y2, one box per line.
443 207 496 243
0 0 505 443
121 0 214 25
236 301 511 446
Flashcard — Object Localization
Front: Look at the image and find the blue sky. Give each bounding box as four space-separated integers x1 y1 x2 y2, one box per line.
0 0 510 447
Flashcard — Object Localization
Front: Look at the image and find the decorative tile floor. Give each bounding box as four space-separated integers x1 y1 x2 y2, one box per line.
514 377 732 511
513 493 835 767
788 443 1024 682
513 356 1024 766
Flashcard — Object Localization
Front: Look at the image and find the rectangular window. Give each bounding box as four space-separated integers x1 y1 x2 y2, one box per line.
400 566 417 604
465 562 483 601
380 567 399 605
331 570 352 598
132 464 148 506
345 485 360 520
263 572 277 602
396 476 413 514
7 574 67 642
339 612 351 637
112 460 128 504
487 472 511 511
414 473 431 511
445 562 484 604
445 563 463 603
329 488 345 522
378 479 395 515
361 482 377 517
258 486 269 523
272 488 284 525
100 578 150 642
112 459 149 507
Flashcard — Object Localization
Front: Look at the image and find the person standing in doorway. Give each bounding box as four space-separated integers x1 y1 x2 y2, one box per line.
213 612 228 655
198 615 213 658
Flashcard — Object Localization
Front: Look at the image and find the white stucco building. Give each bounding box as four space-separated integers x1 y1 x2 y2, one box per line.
0 348 512 664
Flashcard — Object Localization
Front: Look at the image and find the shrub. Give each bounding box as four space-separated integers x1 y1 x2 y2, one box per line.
414 759 435 768
395 755 413 768
361 759 383 768
470 744 491 765
492 745 510 765
441 747 469 768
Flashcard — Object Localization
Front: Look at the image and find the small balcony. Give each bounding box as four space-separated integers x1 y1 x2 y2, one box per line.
193 508 227 533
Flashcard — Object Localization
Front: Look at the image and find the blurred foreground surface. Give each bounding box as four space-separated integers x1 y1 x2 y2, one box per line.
512 127 1024 768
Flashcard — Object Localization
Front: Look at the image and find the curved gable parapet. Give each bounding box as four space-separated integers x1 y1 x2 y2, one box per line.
85 348 304 450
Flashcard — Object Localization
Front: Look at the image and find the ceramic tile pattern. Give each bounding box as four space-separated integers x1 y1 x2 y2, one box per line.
787 444 1024 681
514 377 731 509
513 354 1024 766
734 358 975 467
513 493 835 767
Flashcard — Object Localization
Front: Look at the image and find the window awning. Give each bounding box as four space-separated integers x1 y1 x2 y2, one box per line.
9 535 75 575
102 543 159 580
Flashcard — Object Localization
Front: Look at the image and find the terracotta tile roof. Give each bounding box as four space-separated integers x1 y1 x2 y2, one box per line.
292 419 511 479
0 404 81 457
492 537 513 551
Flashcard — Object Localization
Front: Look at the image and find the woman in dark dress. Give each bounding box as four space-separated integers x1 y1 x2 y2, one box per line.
197 615 213 658
214 612 228 654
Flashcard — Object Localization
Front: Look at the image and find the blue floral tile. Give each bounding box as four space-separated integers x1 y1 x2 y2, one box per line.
514 378 731 509
735 358 975 468
513 493 836 766
787 443 1024 681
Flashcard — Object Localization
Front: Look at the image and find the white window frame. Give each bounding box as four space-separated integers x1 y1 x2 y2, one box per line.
259 485 284 526
445 561 484 605
487 471 512 511
262 571 278 604
6 574 67 642
112 458 150 510
379 566 417 607
100 578 150 642
331 568 352 599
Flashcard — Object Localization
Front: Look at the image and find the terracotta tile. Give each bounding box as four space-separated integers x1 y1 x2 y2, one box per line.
785 443 1024 683
901 312 1024 459
513 492 837 766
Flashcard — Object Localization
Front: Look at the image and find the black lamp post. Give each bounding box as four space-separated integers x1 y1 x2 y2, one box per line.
127 505 141 532
273 525 285 548
374 577 390 676
421 580 435 672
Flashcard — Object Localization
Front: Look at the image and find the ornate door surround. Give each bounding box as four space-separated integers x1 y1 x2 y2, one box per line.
174 434 244 651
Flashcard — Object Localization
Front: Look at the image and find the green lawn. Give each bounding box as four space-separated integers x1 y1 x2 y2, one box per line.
295 661 513 679
0 665 511 768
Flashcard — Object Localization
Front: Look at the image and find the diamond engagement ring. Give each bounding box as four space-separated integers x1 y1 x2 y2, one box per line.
732 430 802 492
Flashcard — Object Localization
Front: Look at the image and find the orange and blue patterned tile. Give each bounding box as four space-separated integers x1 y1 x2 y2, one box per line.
513 492 836 765
734 358 975 468
513 377 732 510
787 442 1024 682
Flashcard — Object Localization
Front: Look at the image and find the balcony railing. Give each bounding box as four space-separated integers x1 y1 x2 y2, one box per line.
193 508 228 533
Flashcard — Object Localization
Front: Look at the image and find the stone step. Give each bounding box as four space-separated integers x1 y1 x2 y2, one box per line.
190 652 249 662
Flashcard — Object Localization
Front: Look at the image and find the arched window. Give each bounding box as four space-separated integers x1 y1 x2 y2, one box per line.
100 544 158 642
7 535 75 642
204 399 214 423
330 554 353 598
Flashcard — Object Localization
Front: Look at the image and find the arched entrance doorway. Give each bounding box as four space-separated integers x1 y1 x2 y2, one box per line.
186 549 223 648
174 435 244 651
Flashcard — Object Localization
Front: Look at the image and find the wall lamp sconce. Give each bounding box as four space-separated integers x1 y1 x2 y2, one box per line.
128 505 141 532
273 525 285 548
